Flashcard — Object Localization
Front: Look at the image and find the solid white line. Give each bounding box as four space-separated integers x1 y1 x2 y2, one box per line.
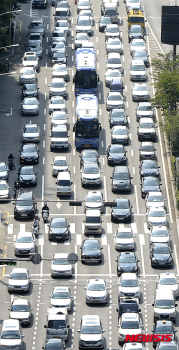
75 245 77 278
108 244 112 278
174 244 179 276
139 234 145 278
126 101 129 108
96 37 98 42
42 175 44 204
103 158 105 165
134 185 139 215
100 109 102 115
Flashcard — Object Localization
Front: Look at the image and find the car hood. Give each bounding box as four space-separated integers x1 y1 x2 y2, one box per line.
51 298 70 307
19 174 35 180
80 334 102 341
150 237 169 244
22 104 38 109
51 264 71 271
116 238 134 244
83 249 101 256
9 279 28 286
82 173 100 179
119 328 142 336
20 73 35 78
10 311 30 319
85 202 102 209
118 262 136 270
119 286 139 293
141 169 158 176
50 227 67 234
23 132 39 138
86 290 106 298
15 242 34 249
23 61 37 67
143 185 159 191
21 151 37 157
0 189 9 196
139 127 155 133
0 339 22 346
153 253 171 260
113 208 130 215
147 201 164 208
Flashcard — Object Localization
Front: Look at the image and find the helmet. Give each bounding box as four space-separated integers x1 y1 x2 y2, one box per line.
45 202 47 206
6 58 9 61
10 152 13 157
16 182 19 186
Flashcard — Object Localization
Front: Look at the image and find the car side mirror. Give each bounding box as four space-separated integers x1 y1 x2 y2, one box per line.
44 325 47 328
139 308 141 312
152 303 154 306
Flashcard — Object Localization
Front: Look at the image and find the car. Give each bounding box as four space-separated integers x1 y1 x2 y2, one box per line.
8 268 31 292
126 0 141 12
80 239 103 263
147 207 168 229
21 97 39 115
22 124 40 143
128 24 144 42
28 18 45 37
156 341 178 350
17 165 37 186
74 32 89 49
140 176 161 198
51 253 72 277
111 125 129 144
132 50 150 66
76 16 93 36
77 315 105 349
84 191 104 212
149 226 171 246
56 1 70 9
49 96 66 114
22 52 39 71
106 37 122 54
0 180 9 200
80 162 102 187
111 198 132 222
21 83 39 98
27 32 42 46
19 67 37 84
50 124 69 151
107 144 127 165
136 102 155 121
104 68 121 87
51 30 67 44
139 142 156 161
137 117 157 141
9 299 32 325
114 227 135 250
111 166 132 192
79 9 93 24
51 64 69 81
130 39 147 54
0 319 24 350
130 61 146 81
116 252 139 276
51 156 69 177
152 320 176 347
99 16 111 32
0 162 9 180
80 149 99 168
132 83 150 101
109 109 128 128
54 5 70 20
42 339 66 350
50 111 68 128
105 24 120 40
118 273 141 300
14 232 36 256
139 160 160 177
77 0 91 13
32 0 48 8
48 217 70 241
106 92 124 110
150 243 173 268
50 286 73 311
49 78 67 98
84 278 109 304
14 191 37 219
117 298 141 320
49 42 66 57
27 43 43 59
156 273 179 297
51 51 67 65
106 53 124 74
123 343 145 350
55 20 70 35
145 191 165 209
110 77 124 94
118 313 143 343
19 144 39 164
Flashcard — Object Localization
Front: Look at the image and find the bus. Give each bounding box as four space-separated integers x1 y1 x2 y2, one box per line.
73 94 101 148
73 48 99 96
127 9 145 28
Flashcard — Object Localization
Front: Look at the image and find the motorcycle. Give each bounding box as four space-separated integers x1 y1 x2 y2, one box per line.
42 210 49 223
32 222 39 237
14 188 21 199
8 158 14 170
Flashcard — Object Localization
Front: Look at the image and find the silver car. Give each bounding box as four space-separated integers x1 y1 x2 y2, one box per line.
19 67 37 84
118 273 141 300
114 227 135 250
28 32 42 46
51 29 67 44
76 16 92 36
22 124 40 143
50 110 68 128
22 52 39 71
106 92 124 110
84 191 104 212
80 162 102 186
0 162 9 181
21 97 39 115
137 117 156 141
106 53 123 74
27 43 43 59
145 191 165 209
49 78 67 98
130 39 147 55
0 180 9 200
136 102 155 121
147 207 168 229
132 83 150 101
104 68 121 87
111 125 129 144
106 37 122 53
156 273 179 297
55 20 70 35
9 299 32 325
84 279 109 304
50 286 73 311
49 42 66 57
51 64 69 81
130 60 146 81
75 32 89 49
14 232 36 256
8 268 31 292
51 253 72 277
139 141 156 160
51 156 69 177
105 24 120 40
149 226 171 245
0 319 24 350
77 0 91 14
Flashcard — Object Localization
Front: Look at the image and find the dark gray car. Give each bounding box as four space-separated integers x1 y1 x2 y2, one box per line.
48 217 70 241
107 144 127 165
111 166 132 192
111 198 132 222
140 176 161 198
109 109 128 128
139 160 160 178
17 166 37 186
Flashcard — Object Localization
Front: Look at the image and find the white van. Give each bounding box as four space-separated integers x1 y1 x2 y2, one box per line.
153 286 177 322
56 171 72 196
84 209 103 234
44 308 69 340
50 125 69 151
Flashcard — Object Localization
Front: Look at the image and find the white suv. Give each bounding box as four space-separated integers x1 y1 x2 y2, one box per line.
78 315 105 349
118 313 143 343
0 319 24 350
118 273 141 300
50 125 69 151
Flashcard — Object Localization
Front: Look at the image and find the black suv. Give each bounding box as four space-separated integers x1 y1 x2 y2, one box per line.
111 166 132 192
116 297 141 320
14 191 37 220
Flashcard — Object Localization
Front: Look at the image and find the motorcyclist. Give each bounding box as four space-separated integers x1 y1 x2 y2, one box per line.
42 202 49 214
8 153 15 169
13 181 21 198
33 214 40 231
4 58 11 72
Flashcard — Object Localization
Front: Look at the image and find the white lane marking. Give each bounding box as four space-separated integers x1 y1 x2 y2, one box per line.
100 109 102 115
76 234 81 245
72 85 74 92
45 77 47 84
56 199 62 210
108 244 112 278
72 69 74 77
43 141 45 148
103 158 105 165
119 223 124 228
72 56 74 62
70 223 75 234
72 18 73 24
43 157 45 165
126 101 129 108
73 116 74 123
97 49 99 55
101 140 104 147
39 234 44 246
45 224 48 234
73 166 75 174
45 62 47 68
96 37 98 42
46 49 48 55
44 124 46 131
128 116 130 123
44 109 46 115
131 222 137 234
144 223 149 234
73 148 75 156
42 175 44 207
130 132 132 140
107 223 112 234
139 234 145 278
46 37 48 43
72 30 73 36
99 92 101 100
82 223 84 234
131 149 133 156
73 132 75 141
134 185 139 215
98 62 99 69
96 24 97 30
72 101 74 108
101 231 107 245
47 24 49 30
133 167 135 174
125 85 127 92
20 224 25 233
8 224 13 234
174 244 179 276
74 184 76 215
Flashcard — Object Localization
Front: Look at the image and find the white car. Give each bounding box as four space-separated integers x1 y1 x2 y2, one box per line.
0 319 24 350
145 191 165 209
76 16 92 36
22 52 39 71
156 273 179 297
84 191 104 212
118 273 141 300
75 32 89 49
51 253 72 277
123 343 145 350
130 39 147 55
14 232 36 256
50 110 68 128
22 123 40 143
105 24 120 39
118 313 143 343
78 315 105 349
51 64 69 81
49 96 66 114
106 92 124 110
50 286 73 311
147 207 168 229
0 180 9 199
135 102 155 121
114 227 135 250
55 20 70 35
81 162 102 186
84 278 109 304
130 60 146 81
104 68 121 87
49 78 67 98
106 37 122 54
106 53 124 74
8 268 31 292
137 117 156 141
51 156 69 177
9 299 32 324
132 83 150 101
149 226 171 246
19 67 37 84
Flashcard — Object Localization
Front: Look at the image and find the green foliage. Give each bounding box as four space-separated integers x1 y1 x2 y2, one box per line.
171 156 176 175
176 191 179 210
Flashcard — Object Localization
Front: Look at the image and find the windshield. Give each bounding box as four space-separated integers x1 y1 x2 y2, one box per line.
24 127 38 133
0 184 7 190
51 98 64 104
141 145 154 151
0 165 6 172
75 120 99 139
58 180 70 186
11 273 27 280
17 237 33 243
129 17 144 23
24 56 36 61
107 71 120 78
116 231 132 238
23 98 37 105
121 280 138 287
83 242 99 250
109 94 122 101
155 325 173 333
132 64 145 71
22 145 37 152
86 194 101 201
76 33 88 40
53 258 69 265
130 26 142 32
22 68 34 74
101 17 111 23
153 246 170 254
144 178 158 186
54 159 67 166
108 39 120 45
54 66 66 72
86 217 101 223
78 19 91 26
29 22 43 28
24 84 37 91
148 195 163 202
113 128 127 134
120 304 138 313
121 321 139 329
152 230 168 237
134 86 147 91
84 165 99 174
110 146 124 154
53 114 66 120
11 305 29 312
116 201 129 209
142 162 157 169
140 121 154 127
20 168 34 175
48 320 66 329
88 284 105 291
155 300 175 308
105 10 116 16
1 331 20 339
119 256 135 263
160 278 177 285
139 105 152 111
113 173 129 180
81 326 102 334
108 58 121 64
51 220 66 228
53 53 66 58
75 70 97 89
51 131 68 138
52 292 69 299
149 211 165 217
134 52 147 58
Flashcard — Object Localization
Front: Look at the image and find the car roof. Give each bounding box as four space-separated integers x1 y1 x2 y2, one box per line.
115 198 129 203
24 123 38 127
155 320 173 326
84 239 99 243
147 191 163 196
17 191 34 200
122 313 139 321
114 166 129 173
51 217 66 222
148 207 165 213
132 60 145 65
159 272 176 279
2 319 20 329
12 299 29 305
88 278 105 284
120 251 135 257
53 286 69 292
11 268 28 273
139 117 154 122
108 52 120 57
82 315 100 325
54 253 68 258
117 227 132 233
120 273 137 280
17 232 33 237
138 102 151 106
141 141 154 146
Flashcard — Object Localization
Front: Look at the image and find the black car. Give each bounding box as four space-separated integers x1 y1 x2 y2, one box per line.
42 339 65 350
107 144 127 166
32 0 48 8
48 217 70 241
116 252 139 276
111 166 132 192
116 297 141 320
150 243 173 268
139 160 160 178
14 191 37 220
80 149 99 168
132 50 150 67
139 142 156 161
109 109 128 128
111 198 132 222
19 144 39 164
128 24 144 42
80 239 103 264
99 16 111 32
17 166 37 186
21 83 39 98
140 176 161 198
152 320 176 348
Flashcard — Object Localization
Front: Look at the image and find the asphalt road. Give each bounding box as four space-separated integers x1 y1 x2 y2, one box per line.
0 0 178 349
